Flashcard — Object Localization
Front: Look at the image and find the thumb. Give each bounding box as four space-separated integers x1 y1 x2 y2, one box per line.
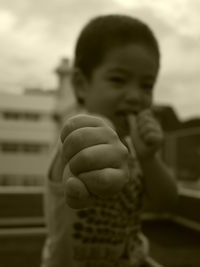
63 164 93 209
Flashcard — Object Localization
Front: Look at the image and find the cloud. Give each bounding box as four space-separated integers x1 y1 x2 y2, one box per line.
0 8 61 91
115 0 200 37
0 0 121 91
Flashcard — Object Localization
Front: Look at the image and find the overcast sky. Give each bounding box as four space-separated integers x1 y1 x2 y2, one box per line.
0 0 199 119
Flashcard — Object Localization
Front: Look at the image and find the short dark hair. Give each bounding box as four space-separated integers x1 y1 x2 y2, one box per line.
73 14 160 79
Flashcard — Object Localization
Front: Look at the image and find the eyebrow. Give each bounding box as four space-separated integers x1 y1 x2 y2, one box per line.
106 67 156 80
106 67 131 75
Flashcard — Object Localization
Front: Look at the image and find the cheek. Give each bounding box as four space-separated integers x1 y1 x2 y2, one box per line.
87 85 124 114
86 95 116 115
143 94 153 108
100 91 123 107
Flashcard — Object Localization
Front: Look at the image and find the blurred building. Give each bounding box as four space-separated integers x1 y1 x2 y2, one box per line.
0 92 57 188
0 58 74 227
54 57 76 122
0 57 74 189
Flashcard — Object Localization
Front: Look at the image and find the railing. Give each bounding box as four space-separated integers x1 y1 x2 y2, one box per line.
163 127 200 184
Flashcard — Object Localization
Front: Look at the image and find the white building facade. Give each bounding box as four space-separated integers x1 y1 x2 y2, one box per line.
0 92 58 188
0 58 75 190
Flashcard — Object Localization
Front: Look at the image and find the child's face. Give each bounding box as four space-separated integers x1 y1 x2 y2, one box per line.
81 43 159 137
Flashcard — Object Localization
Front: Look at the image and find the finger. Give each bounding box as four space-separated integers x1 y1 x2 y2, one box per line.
138 123 161 138
61 114 110 143
79 167 129 198
62 126 119 162
64 177 94 209
137 109 153 119
137 119 163 145
143 132 163 146
137 110 160 130
127 114 142 147
137 117 156 129
62 164 93 208
69 143 128 175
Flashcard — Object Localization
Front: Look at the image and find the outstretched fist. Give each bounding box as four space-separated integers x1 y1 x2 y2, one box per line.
61 114 129 209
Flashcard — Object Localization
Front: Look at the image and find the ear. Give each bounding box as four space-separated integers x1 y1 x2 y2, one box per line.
71 68 89 104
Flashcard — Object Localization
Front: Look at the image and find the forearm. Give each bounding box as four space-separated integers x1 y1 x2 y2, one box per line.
140 154 178 212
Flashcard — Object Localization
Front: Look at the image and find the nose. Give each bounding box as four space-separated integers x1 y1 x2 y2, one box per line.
124 84 143 104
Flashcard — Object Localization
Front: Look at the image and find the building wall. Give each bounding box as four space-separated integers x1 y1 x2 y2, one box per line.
0 92 58 187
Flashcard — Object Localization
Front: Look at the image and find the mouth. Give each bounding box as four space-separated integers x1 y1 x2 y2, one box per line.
116 109 139 117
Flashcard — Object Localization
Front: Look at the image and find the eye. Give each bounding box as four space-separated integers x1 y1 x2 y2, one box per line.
108 75 126 86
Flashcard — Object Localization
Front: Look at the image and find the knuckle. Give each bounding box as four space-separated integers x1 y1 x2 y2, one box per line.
71 149 93 174
70 129 85 147
110 129 120 141
96 116 107 126
101 126 119 143
117 142 129 160
63 128 89 158
61 118 76 142
81 148 92 162
62 133 79 159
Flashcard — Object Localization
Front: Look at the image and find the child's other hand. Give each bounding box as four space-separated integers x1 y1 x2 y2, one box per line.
61 114 129 209
128 110 163 160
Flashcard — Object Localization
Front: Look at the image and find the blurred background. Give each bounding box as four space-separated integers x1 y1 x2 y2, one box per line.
0 0 200 266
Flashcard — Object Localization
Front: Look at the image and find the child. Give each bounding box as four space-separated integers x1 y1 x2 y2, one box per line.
41 14 177 267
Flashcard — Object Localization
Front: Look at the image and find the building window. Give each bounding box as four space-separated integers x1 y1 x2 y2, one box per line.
0 174 45 186
0 142 48 153
2 111 41 121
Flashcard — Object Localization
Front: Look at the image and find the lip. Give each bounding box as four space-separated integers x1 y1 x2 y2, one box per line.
116 109 139 116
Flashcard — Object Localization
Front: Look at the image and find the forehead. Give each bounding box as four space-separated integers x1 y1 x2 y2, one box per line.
100 43 159 77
